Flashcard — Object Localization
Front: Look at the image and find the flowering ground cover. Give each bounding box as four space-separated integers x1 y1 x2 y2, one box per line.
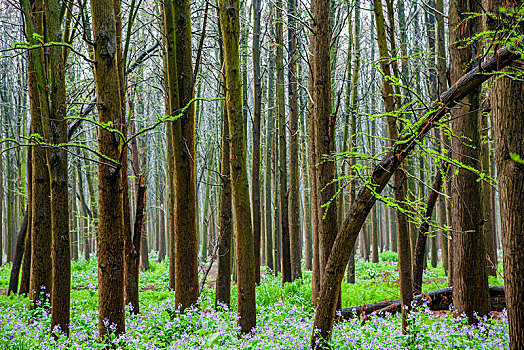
0 252 508 349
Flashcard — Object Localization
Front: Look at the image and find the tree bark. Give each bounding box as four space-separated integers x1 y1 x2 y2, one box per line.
252 0 262 285
218 0 257 333
275 0 291 283
488 2 524 347
265 27 275 272
172 0 199 310
22 0 52 312
449 0 490 323
311 0 337 295
412 163 447 295
90 0 126 336
492 60 524 350
8 209 28 296
215 61 232 307
287 0 301 282
340 285 506 319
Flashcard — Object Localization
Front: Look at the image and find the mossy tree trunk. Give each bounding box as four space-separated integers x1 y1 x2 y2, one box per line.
252 0 262 284
89 0 126 337
218 0 257 332
287 0 301 282
449 0 490 322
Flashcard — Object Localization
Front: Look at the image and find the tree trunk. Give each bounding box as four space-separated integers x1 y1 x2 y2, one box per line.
488 3 524 348
126 174 147 314
449 0 490 322
252 0 262 285
308 44 321 304
90 0 126 336
265 31 275 272
287 0 301 282
480 113 497 276
8 209 28 296
412 164 447 295
275 0 291 283
311 0 337 294
492 62 524 350
215 67 232 307
218 0 257 333
172 0 199 310
23 2 52 311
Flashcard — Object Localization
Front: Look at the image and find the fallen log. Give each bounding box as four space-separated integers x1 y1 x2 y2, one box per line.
340 285 505 319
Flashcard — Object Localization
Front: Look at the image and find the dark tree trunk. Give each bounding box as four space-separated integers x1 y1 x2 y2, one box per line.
126 175 147 314
215 75 232 308
275 0 292 283
172 0 199 310
90 0 126 336
488 2 524 347
287 0 302 282
8 209 28 296
412 164 447 295
218 0 257 333
449 0 490 322
251 0 262 285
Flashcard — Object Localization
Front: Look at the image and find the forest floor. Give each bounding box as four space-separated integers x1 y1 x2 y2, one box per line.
0 251 508 349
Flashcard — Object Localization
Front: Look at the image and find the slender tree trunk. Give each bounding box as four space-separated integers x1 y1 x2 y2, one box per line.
158 189 166 262
252 0 262 285
127 175 147 314
311 0 337 295
412 165 447 294
480 114 497 276
275 0 291 283
8 209 28 296
218 0 257 333
265 32 275 272
287 0 301 281
19 147 32 295
308 44 321 303
215 69 232 307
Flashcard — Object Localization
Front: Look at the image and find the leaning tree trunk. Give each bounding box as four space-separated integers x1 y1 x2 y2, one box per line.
309 35 521 349
218 0 257 333
449 0 490 322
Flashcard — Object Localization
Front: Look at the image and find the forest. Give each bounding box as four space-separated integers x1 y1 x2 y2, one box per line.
0 0 523 348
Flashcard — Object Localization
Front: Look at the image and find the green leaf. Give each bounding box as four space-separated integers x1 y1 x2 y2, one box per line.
510 153 524 164
205 332 222 347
